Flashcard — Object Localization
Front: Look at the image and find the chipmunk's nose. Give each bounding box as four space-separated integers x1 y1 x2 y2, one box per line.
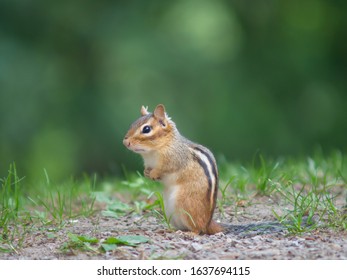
123 137 130 147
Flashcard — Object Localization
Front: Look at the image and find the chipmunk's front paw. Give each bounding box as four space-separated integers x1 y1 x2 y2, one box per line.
144 167 152 178
148 168 161 181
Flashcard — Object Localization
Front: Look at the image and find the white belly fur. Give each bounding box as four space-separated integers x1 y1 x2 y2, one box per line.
142 152 158 169
163 183 187 230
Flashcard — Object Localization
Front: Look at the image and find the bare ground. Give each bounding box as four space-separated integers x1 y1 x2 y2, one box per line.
1 196 346 260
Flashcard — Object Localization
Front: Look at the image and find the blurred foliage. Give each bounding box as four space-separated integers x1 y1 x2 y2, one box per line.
0 0 346 181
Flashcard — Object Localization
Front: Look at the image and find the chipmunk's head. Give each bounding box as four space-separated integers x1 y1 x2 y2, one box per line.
123 104 174 154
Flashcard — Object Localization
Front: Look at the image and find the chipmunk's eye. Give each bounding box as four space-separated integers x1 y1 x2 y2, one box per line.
142 125 151 134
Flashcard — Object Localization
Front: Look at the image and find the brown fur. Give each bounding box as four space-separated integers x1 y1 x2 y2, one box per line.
174 155 223 234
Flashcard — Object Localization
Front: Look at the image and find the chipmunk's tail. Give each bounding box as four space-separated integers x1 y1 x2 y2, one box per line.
206 220 224 235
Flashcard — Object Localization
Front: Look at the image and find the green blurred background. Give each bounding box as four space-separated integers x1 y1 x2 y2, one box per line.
1 0 346 181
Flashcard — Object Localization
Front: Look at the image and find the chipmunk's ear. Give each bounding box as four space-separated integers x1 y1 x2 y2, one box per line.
154 104 166 119
140 105 149 116
153 104 167 126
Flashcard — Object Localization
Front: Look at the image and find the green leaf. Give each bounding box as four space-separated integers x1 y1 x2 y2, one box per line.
102 235 149 247
101 210 119 218
103 237 121 244
101 244 117 252
101 200 133 219
67 232 81 243
93 192 112 204
77 235 99 244
103 237 132 246
117 235 149 245
108 201 132 212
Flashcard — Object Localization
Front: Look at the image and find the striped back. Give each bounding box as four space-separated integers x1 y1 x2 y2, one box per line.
189 144 218 211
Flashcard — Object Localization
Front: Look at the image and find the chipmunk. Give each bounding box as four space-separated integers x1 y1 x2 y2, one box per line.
123 104 223 235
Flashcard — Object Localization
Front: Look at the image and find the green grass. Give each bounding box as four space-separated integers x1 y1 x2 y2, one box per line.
0 165 99 252
1 151 347 254
219 150 347 233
